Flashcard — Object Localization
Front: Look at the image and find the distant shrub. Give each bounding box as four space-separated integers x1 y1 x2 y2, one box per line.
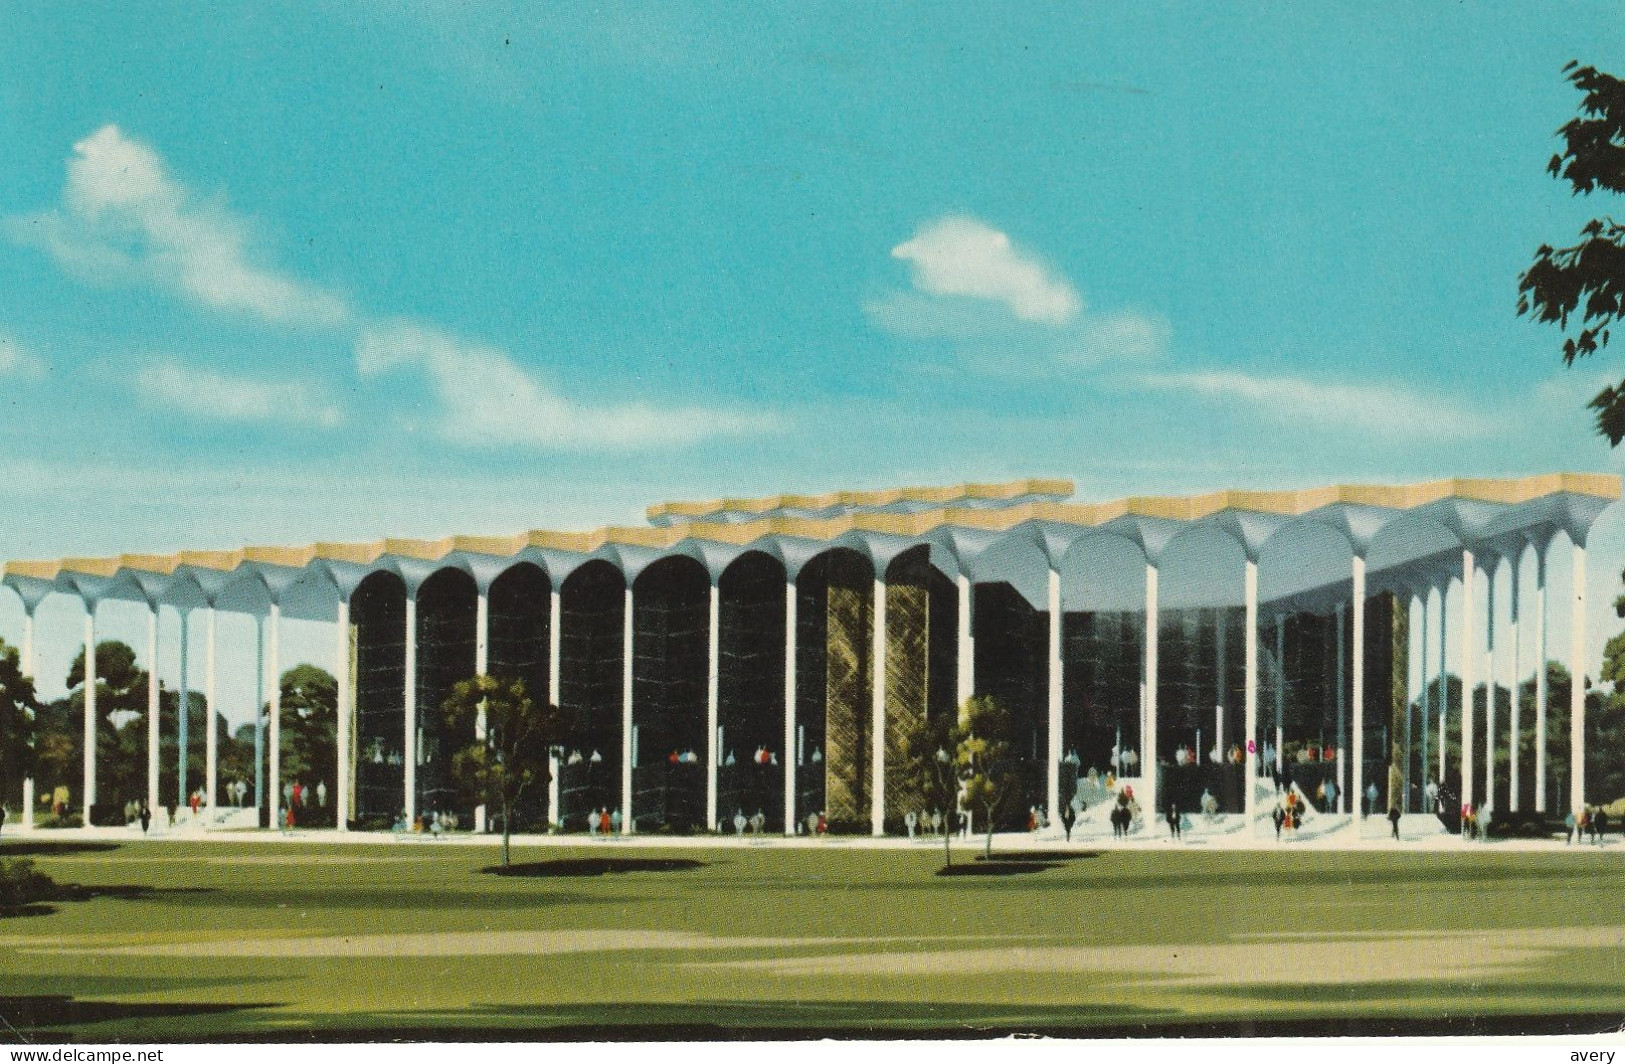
1486 811 1563 839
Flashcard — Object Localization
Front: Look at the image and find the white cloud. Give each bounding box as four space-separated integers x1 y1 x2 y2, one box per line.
890 216 1081 325
356 321 781 450
0 332 47 377
9 125 348 326
134 359 344 428
1132 370 1490 441
870 216 1167 372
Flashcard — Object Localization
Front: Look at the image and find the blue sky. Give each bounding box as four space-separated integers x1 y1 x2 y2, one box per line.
4 4 1625 717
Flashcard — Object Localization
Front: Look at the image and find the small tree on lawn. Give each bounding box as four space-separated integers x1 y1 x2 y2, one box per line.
898 707 959 869
955 695 1018 858
441 675 568 867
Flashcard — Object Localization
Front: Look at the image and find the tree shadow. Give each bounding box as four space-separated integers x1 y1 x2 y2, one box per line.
0 904 57 920
483 858 707 878
0 841 123 857
937 861 1057 877
975 851 1100 863
0 995 274 1036
3 883 219 918
51 884 218 903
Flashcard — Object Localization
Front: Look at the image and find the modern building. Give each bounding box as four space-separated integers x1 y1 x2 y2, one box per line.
3 472 1616 837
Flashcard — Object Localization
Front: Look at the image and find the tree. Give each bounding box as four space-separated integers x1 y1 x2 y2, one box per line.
897 707 958 868
274 664 335 816
954 695 1018 858
441 675 568 867
0 639 41 819
1518 63 1625 443
65 640 149 809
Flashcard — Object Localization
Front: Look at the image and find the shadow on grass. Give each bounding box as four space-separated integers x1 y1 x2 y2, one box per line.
0 841 122 857
0 995 275 1037
483 858 707 878
975 851 1099 863
937 862 1056 877
237 1000 1625 1042
3 883 219 919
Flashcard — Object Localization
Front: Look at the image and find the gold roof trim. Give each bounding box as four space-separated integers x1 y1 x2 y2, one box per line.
4 473 1616 586
646 477 1075 521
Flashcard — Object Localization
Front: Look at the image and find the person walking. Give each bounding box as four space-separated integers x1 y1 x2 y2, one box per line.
1165 803 1180 840
1566 809 1578 845
139 802 151 834
1272 801 1286 841
610 808 622 835
1596 807 1610 843
1388 802 1402 840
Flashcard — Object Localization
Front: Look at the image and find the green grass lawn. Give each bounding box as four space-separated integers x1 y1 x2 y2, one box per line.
1 836 1623 1041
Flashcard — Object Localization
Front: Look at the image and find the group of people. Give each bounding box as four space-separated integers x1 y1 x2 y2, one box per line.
388 810 462 835
728 809 769 834
586 807 622 836
120 800 154 833
1566 806 1612 844
1270 789 1307 839
1110 788 1140 837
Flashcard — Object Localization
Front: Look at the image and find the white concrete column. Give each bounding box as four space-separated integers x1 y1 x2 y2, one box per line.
548 587 561 827
1484 563 1497 811
1243 559 1259 824
1535 547 1549 813
474 589 489 834
1569 539 1587 814
956 573 974 708
621 585 634 834
1437 585 1448 784
20 609 33 682
705 580 721 832
871 576 887 836
268 601 283 830
1336 603 1347 813
783 578 798 837
177 608 189 808
82 605 96 825
1273 615 1285 777
20 609 34 831
1046 568 1062 820
253 612 264 823
1509 558 1522 813
146 604 160 814
1418 592 1429 809
333 596 350 832
1214 607 1227 765
548 589 562 705
1405 594 1418 811
1460 549 1477 811
204 606 218 815
403 594 418 823
1351 555 1367 819
1143 561 1159 819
